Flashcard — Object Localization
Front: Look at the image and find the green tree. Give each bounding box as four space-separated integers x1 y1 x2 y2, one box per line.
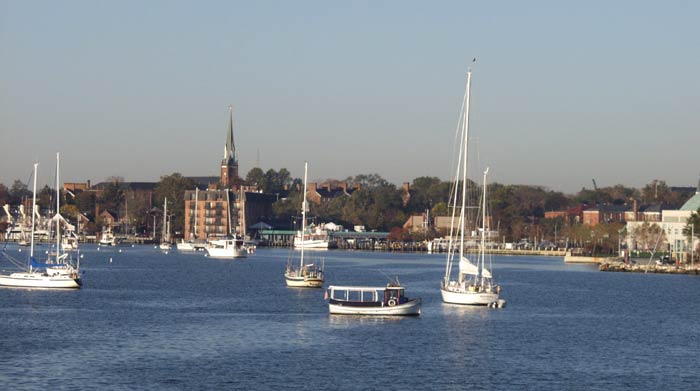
9 180 30 205
60 204 80 221
37 185 53 212
683 209 700 251
0 183 9 206
99 179 124 213
245 167 265 188
630 222 666 252
154 173 196 236
75 191 97 217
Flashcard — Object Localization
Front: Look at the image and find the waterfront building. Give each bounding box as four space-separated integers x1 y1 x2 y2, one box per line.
582 205 630 226
626 177 700 260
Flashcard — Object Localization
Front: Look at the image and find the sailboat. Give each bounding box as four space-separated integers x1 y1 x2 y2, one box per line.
177 188 200 251
0 160 81 289
285 162 324 288
159 198 172 250
440 68 501 306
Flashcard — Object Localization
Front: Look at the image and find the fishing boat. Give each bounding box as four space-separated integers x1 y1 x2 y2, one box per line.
326 283 421 316
159 198 172 250
205 237 248 258
0 160 81 289
440 68 502 306
285 162 324 288
99 228 117 246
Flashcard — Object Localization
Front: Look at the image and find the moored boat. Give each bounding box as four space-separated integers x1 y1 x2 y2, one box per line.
327 284 421 316
285 162 324 288
205 237 248 259
440 67 502 307
0 159 81 289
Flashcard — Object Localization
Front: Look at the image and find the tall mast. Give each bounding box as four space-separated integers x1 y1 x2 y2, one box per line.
56 153 61 262
481 167 489 286
30 163 38 261
225 190 233 237
193 188 199 240
458 69 472 283
300 162 308 268
162 198 168 242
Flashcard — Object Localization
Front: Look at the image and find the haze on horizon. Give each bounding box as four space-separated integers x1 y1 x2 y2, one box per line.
1 1 698 194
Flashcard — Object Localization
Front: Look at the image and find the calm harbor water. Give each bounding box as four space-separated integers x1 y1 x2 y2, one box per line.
1 245 699 390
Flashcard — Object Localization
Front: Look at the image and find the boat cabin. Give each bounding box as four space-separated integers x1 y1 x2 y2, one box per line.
327 285 408 307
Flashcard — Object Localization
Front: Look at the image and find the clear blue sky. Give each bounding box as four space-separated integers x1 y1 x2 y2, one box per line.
1 0 698 193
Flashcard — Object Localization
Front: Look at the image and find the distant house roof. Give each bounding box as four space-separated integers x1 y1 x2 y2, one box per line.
316 188 348 199
640 203 664 213
585 205 630 213
680 192 700 212
126 182 157 191
186 176 220 189
244 192 278 203
93 181 156 191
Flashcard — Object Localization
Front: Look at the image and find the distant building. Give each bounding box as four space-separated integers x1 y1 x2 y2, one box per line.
582 205 630 226
307 182 360 204
544 205 588 224
626 177 700 260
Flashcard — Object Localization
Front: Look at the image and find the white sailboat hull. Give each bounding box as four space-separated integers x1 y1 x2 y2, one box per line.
284 273 324 288
293 239 329 249
328 300 421 316
0 272 81 289
440 286 499 306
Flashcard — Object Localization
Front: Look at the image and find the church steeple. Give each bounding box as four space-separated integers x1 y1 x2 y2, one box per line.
220 105 239 189
223 105 236 165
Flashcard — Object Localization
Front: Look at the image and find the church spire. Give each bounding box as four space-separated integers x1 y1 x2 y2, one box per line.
220 104 239 189
224 105 235 163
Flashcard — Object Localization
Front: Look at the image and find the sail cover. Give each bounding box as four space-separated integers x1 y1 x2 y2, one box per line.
482 267 492 279
458 256 479 276
30 257 50 269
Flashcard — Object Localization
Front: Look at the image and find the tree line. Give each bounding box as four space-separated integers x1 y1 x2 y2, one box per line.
1 171 698 255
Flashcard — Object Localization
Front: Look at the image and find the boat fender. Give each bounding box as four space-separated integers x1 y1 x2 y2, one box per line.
388 299 397 306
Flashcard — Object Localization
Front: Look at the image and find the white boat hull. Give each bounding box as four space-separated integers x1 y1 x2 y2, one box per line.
293 239 329 249
285 273 324 288
0 272 81 289
440 287 499 306
206 247 248 259
176 242 195 251
328 299 421 316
